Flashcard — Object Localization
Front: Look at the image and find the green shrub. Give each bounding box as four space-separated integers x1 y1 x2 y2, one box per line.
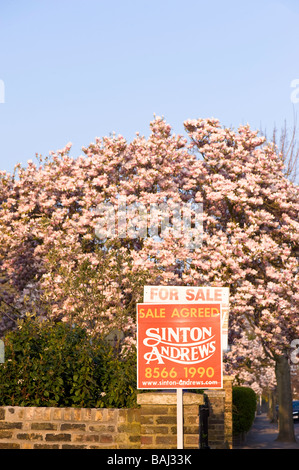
94 345 137 408
232 386 257 436
0 317 137 408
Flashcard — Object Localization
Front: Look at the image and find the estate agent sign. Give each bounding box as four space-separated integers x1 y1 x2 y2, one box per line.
137 285 229 449
137 302 222 389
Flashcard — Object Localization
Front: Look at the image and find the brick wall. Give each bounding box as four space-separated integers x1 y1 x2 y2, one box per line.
0 406 140 449
0 377 232 449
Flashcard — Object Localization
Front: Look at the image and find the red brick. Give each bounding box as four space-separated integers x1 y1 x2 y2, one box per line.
141 435 153 445
99 434 113 444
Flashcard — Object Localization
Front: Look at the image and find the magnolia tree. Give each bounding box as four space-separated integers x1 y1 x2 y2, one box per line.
184 118 298 441
0 117 298 441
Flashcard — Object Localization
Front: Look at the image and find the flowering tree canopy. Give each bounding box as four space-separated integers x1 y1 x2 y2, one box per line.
0 117 298 406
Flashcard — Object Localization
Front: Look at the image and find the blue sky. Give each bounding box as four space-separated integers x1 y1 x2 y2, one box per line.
1 0 299 173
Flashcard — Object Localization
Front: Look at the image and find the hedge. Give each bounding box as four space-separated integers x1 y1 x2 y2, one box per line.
0 317 137 408
232 386 257 436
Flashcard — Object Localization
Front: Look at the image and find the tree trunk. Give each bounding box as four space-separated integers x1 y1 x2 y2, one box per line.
268 389 277 423
275 354 296 442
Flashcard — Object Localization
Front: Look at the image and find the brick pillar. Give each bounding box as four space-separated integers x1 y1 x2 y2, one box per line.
223 375 233 448
205 376 233 449
137 392 204 449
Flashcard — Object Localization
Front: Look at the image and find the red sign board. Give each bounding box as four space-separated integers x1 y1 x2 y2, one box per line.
137 303 222 389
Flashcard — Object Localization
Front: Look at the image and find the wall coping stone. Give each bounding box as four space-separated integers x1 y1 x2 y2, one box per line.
137 392 204 406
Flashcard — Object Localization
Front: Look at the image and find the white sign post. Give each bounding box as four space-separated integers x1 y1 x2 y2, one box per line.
177 388 183 449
